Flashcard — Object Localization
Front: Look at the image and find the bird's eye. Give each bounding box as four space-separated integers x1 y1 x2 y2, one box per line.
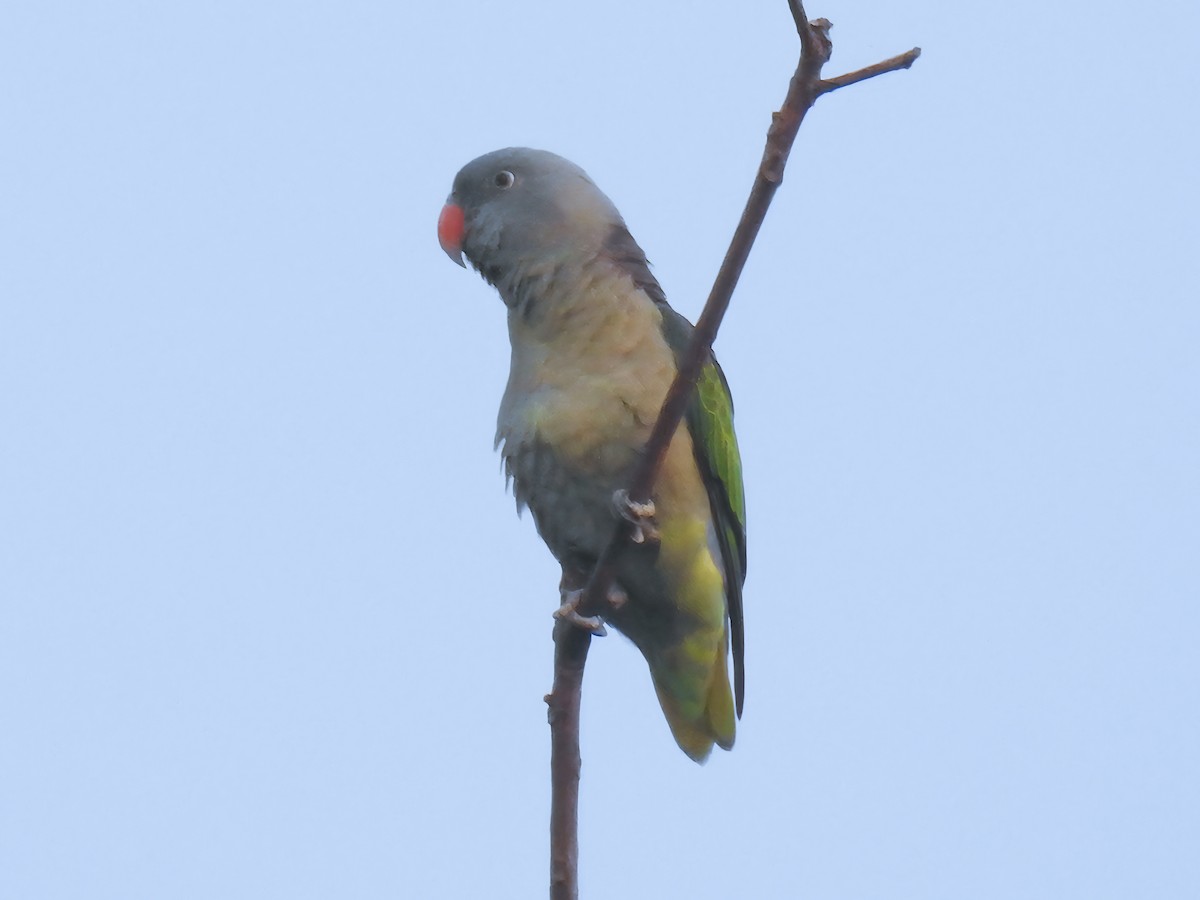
493 170 515 189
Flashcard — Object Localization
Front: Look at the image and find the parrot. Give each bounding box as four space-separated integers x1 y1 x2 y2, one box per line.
437 148 746 762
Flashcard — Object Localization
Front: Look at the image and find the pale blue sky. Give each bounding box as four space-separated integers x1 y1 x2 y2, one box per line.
2 1 1197 898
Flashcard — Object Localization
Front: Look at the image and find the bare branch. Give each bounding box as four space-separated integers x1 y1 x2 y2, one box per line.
548 613 588 900
820 47 923 95
546 4 920 897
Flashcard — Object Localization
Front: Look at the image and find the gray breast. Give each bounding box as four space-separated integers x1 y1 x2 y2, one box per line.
502 438 623 574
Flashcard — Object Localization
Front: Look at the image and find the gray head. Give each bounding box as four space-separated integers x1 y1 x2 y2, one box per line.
438 148 653 304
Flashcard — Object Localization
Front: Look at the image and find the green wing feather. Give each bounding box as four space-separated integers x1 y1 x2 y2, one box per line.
690 357 747 715
658 307 748 716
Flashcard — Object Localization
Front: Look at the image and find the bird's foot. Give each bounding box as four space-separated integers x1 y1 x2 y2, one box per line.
613 489 660 544
554 589 607 636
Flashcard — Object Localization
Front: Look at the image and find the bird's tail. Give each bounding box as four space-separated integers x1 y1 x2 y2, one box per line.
648 628 736 763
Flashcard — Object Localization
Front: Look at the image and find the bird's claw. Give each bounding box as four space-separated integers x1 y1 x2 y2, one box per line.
554 589 607 636
613 489 660 544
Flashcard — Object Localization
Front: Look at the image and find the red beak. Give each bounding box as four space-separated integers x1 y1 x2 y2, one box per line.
438 201 466 267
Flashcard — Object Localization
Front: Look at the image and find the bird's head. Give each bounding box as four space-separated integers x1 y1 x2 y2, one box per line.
438 147 626 294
